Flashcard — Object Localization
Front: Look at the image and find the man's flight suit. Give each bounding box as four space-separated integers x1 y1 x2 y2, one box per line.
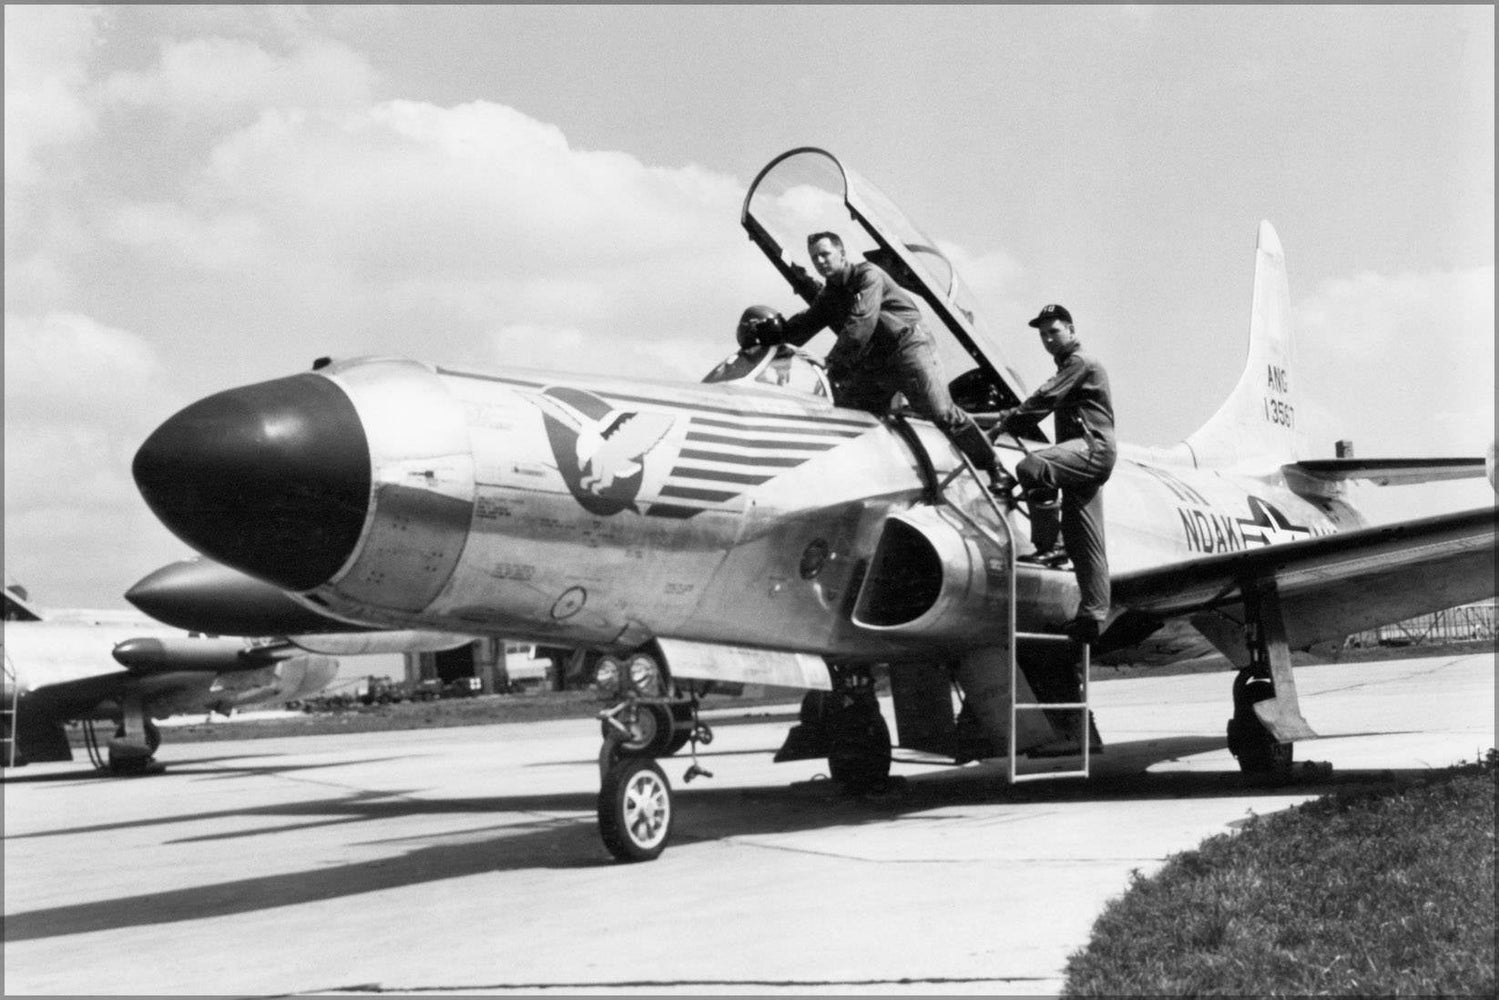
997 340 1117 632
780 260 997 478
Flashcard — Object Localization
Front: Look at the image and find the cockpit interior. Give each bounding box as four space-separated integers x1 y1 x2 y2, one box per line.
701 344 832 400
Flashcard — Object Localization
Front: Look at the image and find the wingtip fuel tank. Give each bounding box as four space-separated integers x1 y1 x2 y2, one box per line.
125 558 366 635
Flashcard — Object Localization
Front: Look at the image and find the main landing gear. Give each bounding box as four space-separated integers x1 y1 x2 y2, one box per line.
1224 580 1318 781
776 665 892 794
1227 668 1292 777
593 646 715 862
89 693 165 775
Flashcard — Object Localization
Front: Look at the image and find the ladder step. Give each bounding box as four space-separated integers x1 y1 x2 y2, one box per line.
1015 632 1078 645
1012 769 1090 783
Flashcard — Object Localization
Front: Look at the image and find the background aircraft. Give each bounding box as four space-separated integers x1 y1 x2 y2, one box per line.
2 580 333 773
2 561 474 773
130 148 1495 859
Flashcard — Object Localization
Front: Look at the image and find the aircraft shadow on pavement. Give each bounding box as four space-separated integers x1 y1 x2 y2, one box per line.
3 734 1440 944
0 752 413 793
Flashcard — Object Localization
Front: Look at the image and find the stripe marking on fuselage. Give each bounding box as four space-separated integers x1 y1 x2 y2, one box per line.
440 367 880 519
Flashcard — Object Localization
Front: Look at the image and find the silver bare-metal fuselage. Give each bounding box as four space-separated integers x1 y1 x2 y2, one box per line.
290 356 1358 663
301 356 931 658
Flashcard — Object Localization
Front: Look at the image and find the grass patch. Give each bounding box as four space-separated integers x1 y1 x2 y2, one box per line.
1063 750 1497 996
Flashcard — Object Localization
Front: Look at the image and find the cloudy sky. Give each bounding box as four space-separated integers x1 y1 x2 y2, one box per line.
5 5 1494 609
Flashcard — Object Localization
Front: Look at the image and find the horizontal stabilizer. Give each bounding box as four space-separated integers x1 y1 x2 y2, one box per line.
1287 457 1488 486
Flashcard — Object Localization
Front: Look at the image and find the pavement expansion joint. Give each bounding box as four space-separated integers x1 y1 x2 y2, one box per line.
310 975 1053 993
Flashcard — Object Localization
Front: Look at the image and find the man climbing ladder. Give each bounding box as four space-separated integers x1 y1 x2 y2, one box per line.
992 304 1117 645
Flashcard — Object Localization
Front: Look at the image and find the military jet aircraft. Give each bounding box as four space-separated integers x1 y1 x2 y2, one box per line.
131 147 1496 860
3 561 474 773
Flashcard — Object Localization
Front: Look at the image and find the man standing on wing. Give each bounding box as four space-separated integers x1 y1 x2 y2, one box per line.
994 304 1116 644
741 231 1002 489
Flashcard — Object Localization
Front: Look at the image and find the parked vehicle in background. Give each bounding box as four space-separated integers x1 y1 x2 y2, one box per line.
442 677 482 698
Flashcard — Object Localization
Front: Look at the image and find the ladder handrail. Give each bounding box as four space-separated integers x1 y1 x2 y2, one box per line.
2 646 19 768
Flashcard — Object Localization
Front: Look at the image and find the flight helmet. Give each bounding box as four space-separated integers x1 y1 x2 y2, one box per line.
736 305 785 350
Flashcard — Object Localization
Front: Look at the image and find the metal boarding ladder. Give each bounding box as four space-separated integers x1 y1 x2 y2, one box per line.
1008 633 1091 782
2 646 19 768
932 442 1092 784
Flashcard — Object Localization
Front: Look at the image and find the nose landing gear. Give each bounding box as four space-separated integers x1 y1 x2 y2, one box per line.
595 683 716 862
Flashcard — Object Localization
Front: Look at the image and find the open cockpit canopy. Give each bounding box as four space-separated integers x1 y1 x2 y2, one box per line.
740 147 1030 411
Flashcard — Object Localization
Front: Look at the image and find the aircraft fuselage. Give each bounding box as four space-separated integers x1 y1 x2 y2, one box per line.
133 355 1361 664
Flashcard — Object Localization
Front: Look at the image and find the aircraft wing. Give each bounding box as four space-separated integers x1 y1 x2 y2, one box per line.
22 668 217 716
1109 505 1498 650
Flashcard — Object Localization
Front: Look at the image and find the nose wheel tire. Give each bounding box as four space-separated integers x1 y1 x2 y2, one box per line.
598 758 673 862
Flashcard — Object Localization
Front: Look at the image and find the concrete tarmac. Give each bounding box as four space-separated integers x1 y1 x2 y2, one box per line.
3 652 1493 996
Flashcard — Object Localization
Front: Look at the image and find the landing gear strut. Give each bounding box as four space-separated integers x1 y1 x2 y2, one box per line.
1224 580 1316 780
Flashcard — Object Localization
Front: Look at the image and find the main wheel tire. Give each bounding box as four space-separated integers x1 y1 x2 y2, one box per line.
1227 674 1293 778
827 695 891 793
598 758 673 862
107 740 155 775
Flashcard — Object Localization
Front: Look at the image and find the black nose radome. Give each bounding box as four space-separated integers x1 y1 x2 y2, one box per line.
133 374 371 592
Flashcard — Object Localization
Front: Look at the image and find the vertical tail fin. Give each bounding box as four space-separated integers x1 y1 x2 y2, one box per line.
1178 221 1305 470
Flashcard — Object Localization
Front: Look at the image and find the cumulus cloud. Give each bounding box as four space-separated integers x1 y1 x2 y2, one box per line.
85 97 774 379
3 311 176 519
103 202 264 270
4 311 165 414
3 312 188 602
102 35 376 117
3 6 105 212
183 101 744 274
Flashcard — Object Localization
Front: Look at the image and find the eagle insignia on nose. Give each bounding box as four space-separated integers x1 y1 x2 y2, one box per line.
530 386 678 516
